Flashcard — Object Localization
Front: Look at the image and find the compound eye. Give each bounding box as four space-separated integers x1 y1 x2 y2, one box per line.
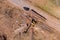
23 7 30 11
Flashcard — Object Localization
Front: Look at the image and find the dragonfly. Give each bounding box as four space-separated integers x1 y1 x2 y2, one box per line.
13 6 55 40
2 0 60 40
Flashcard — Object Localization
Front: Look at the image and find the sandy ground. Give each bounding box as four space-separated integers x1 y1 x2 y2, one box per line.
0 0 60 40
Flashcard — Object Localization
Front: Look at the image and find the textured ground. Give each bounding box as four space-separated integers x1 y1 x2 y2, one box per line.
0 0 60 40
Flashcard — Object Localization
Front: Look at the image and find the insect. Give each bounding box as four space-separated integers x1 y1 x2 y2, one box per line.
23 7 47 20
14 6 55 40
23 18 37 33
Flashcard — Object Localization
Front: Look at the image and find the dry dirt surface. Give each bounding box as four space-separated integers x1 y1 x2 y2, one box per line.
0 0 60 40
